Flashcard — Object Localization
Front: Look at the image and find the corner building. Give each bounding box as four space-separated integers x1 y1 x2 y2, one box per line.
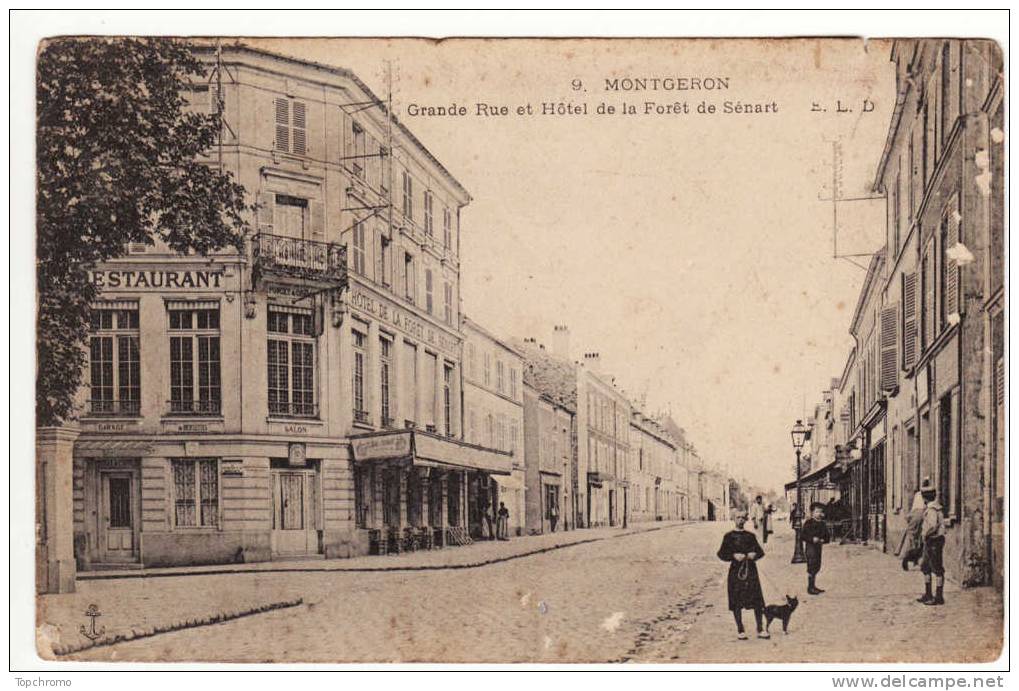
71 44 509 569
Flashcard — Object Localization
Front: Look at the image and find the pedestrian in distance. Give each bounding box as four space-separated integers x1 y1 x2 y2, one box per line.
801 502 829 595
497 501 510 540
549 503 559 533
717 508 769 640
749 495 767 546
917 479 947 606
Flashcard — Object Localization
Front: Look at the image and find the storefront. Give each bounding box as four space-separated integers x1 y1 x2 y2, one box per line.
350 429 512 553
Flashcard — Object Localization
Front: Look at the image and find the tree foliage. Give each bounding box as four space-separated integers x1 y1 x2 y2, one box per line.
37 37 250 426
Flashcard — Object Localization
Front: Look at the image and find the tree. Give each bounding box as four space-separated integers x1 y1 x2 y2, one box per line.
36 37 251 426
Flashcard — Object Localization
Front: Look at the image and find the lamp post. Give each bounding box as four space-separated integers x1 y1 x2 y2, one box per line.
790 419 809 564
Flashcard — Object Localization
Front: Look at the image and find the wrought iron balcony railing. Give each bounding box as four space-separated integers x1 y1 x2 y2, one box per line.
167 398 222 416
269 401 319 418
88 399 141 417
253 233 347 283
353 409 372 425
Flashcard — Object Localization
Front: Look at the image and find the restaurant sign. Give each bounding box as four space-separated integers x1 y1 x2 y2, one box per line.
90 269 227 290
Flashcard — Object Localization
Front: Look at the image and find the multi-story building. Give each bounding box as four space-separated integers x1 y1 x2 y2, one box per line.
796 40 1003 587
517 337 578 534
870 39 1003 587
70 44 511 569
628 411 686 523
461 316 526 536
576 353 630 528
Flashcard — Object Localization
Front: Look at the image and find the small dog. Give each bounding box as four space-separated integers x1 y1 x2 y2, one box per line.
763 595 799 634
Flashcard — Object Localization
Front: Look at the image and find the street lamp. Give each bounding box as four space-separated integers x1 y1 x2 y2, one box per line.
790 419 809 564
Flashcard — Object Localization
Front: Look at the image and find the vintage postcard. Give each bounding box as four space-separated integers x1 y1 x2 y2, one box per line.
25 30 1005 667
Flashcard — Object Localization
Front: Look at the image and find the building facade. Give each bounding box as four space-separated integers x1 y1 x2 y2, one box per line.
71 45 510 569
800 40 1003 588
628 411 687 523
462 316 526 536
576 354 631 528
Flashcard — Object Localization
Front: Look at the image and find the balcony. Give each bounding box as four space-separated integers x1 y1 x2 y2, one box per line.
353 409 372 426
167 399 222 416
253 233 347 284
269 401 319 419
87 399 141 417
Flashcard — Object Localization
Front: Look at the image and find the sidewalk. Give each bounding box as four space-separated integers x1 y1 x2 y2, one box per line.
77 520 688 580
631 527 1004 664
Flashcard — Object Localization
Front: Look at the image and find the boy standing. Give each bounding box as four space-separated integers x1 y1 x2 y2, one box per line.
801 502 829 595
917 479 947 606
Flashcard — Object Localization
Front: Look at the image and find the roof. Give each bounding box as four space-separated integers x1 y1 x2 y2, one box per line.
514 340 577 413
193 41 471 203
461 315 525 359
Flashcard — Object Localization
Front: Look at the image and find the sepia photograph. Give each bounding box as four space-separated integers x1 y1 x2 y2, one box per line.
11 10 1008 676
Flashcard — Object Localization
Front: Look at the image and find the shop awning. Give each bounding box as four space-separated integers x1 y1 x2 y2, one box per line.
784 459 842 492
350 429 512 475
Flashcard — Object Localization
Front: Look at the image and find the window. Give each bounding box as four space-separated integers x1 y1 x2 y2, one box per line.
423 352 438 430
425 268 434 314
89 306 140 416
351 122 366 179
274 194 308 240
486 413 494 447
424 191 434 236
496 360 505 393
352 220 367 276
443 283 453 325
352 329 368 423
402 170 413 220
940 42 951 147
267 307 316 417
891 166 901 254
510 367 518 399
172 458 218 528
443 207 452 250
921 239 935 351
403 340 417 426
380 337 393 427
169 306 221 415
483 352 491 386
467 343 476 380
376 232 390 287
404 252 416 303
510 421 518 455
941 198 960 326
443 364 453 437
274 97 307 156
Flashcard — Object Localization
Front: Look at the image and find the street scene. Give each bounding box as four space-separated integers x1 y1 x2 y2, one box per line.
26 30 1004 667
40 521 1001 663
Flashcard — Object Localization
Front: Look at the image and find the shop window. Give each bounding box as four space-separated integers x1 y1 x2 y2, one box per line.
88 305 140 416
168 304 221 415
172 458 219 528
267 307 317 418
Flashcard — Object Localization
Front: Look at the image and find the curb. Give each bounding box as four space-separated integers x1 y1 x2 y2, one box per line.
77 522 692 581
50 598 304 657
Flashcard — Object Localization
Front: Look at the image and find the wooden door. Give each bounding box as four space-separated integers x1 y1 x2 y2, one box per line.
100 471 137 563
271 470 318 555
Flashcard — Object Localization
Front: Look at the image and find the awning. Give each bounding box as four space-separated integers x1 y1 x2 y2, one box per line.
784 459 842 492
350 429 512 476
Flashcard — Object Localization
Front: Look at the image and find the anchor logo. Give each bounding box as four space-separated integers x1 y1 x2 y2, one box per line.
79 603 106 641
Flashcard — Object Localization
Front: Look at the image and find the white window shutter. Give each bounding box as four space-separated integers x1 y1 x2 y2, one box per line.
274 98 289 152
902 272 918 370
256 191 274 234
945 201 961 318
292 101 307 156
310 200 324 241
880 305 898 392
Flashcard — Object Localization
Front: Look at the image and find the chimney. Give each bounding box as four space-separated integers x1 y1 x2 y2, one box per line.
552 324 570 359
583 352 601 374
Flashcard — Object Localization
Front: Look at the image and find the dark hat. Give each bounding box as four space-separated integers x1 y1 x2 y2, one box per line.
920 478 935 493
810 502 826 511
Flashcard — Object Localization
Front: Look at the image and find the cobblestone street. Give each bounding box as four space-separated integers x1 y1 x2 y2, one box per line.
47 522 1002 664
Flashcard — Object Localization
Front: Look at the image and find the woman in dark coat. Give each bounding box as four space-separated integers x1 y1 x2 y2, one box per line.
717 509 768 639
